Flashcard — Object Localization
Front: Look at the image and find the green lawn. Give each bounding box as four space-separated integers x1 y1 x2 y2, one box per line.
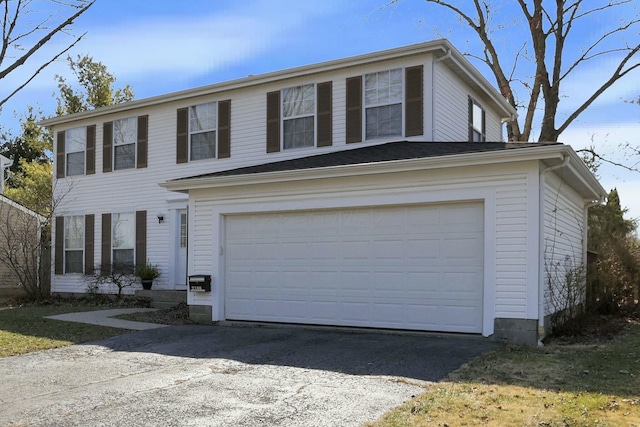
367 322 640 426
0 300 132 358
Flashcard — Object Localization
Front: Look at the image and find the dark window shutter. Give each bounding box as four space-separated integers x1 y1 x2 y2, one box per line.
54 216 64 275
218 100 231 158
137 115 148 168
135 210 147 268
86 125 96 175
346 76 362 144
317 81 333 147
176 108 189 163
101 213 111 270
103 122 113 173
56 131 65 178
481 108 486 142
266 91 281 153
85 214 95 275
405 65 424 137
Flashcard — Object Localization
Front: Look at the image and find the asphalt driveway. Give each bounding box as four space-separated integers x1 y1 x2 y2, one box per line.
0 325 501 426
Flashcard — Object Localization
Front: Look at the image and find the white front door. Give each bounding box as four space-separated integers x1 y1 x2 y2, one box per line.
175 209 188 287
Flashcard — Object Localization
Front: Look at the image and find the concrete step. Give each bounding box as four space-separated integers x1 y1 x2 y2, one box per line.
135 290 187 309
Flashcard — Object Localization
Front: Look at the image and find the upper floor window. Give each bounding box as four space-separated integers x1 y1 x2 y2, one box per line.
112 212 135 271
266 82 332 153
469 98 485 142
189 102 217 160
282 84 315 149
364 68 403 139
56 125 96 179
64 216 84 274
345 66 422 144
103 116 147 173
65 127 86 176
177 101 230 163
113 117 137 170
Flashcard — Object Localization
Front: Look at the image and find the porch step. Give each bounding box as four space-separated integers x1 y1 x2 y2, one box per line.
135 290 187 309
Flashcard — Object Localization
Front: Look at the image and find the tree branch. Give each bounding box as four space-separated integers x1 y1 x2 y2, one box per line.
557 44 640 136
0 33 84 109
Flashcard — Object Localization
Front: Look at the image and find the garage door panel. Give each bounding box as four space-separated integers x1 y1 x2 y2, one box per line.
443 236 483 260
225 203 484 333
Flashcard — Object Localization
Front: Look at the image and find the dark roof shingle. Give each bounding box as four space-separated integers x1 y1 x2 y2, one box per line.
174 141 560 181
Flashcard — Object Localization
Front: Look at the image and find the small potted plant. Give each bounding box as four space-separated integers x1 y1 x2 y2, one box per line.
136 262 161 290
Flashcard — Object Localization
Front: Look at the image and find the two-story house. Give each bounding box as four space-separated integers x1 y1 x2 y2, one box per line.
41 39 605 344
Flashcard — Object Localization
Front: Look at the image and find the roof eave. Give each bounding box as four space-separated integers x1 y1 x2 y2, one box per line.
40 39 515 127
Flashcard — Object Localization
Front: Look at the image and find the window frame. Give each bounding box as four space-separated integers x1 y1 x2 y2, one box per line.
363 68 404 140
65 126 86 176
189 101 218 161
112 117 137 171
64 215 84 274
111 212 135 271
469 98 486 142
281 83 316 150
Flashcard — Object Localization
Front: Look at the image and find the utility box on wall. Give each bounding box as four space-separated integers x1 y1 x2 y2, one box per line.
188 275 212 292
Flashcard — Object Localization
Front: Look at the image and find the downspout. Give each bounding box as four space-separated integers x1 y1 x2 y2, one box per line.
538 154 570 345
431 48 452 141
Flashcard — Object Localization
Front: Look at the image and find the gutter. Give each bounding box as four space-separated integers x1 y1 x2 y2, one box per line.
538 154 570 345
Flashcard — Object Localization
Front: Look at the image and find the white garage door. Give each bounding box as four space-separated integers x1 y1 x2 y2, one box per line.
224 202 484 333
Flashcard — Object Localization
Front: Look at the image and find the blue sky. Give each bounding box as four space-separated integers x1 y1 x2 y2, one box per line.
2 0 639 218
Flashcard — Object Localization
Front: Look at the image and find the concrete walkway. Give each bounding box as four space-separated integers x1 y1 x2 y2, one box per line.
45 308 169 330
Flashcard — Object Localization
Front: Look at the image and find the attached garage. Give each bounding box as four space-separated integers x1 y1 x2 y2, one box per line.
224 202 484 333
163 141 606 344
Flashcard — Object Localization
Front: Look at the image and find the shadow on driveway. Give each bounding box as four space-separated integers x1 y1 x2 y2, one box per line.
95 324 503 382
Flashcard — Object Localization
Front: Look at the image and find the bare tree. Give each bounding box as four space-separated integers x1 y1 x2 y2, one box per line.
0 195 47 298
0 0 95 109
390 0 639 142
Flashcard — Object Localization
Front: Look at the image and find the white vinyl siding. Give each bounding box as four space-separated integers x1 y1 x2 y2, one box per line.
543 171 585 315
434 64 503 142
494 178 530 317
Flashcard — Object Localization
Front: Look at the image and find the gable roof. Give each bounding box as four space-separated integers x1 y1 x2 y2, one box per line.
40 39 516 128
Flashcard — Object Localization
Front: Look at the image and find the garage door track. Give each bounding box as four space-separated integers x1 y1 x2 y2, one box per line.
0 325 502 426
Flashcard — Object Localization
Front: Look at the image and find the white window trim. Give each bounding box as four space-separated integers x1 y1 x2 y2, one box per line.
113 117 137 171
65 126 86 176
111 211 135 268
281 83 317 150
64 215 84 274
471 98 485 142
189 101 218 161
363 67 405 141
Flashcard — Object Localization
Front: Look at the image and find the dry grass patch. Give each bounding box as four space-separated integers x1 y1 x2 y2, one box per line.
368 322 640 427
0 298 141 357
